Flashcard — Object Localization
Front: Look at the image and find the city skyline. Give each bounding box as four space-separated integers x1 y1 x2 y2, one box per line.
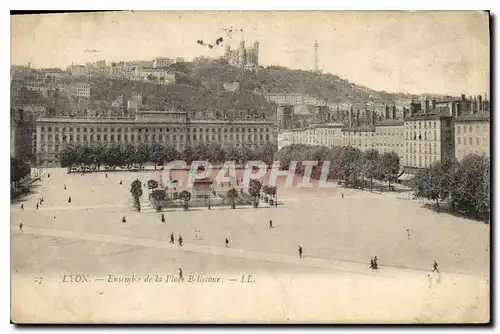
11 11 489 96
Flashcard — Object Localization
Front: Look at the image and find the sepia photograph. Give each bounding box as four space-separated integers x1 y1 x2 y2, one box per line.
10 10 490 324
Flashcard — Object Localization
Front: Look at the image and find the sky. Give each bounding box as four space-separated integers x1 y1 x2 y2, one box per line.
11 11 490 96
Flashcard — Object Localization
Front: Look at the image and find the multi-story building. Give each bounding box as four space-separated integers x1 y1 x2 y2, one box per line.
454 114 490 161
67 64 87 77
133 68 176 85
403 108 454 172
152 57 175 69
224 40 259 70
374 119 405 164
341 126 375 150
11 108 35 162
35 111 277 166
75 83 91 99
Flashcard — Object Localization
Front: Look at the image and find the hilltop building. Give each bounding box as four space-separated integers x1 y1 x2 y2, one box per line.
224 40 259 70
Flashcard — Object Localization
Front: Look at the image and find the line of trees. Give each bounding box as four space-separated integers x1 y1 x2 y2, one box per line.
59 142 278 172
412 154 490 221
11 156 31 188
274 144 401 191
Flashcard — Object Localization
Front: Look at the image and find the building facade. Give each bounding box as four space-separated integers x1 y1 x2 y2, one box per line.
224 40 259 70
35 111 277 166
403 111 454 171
454 115 490 161
11 108 35 162
374 119 405 164
75 83 91 99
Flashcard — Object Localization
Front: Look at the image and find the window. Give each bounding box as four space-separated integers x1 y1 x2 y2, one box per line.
469 137 472 145
97 134 101 141
69 128 74 132
48 127 52 132
111 134 114 141
83 135 87 141
458 138 461 144
457 125 461 134
103 134 107 141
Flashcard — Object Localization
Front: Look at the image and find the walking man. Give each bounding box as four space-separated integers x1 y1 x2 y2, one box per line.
36 203 39 210
20 204 24 211
298 245 303 258
170 233 175 244
161 214 165 223
179 268 183 280
269 219 273 228
407 228 411 240
341 193 344 199
432 261 439 273
178 235 183 247
119 180 122 185
64 184 66 190
68 196 72 203
19 222 23 231
225 238 229 248
122 216 126 223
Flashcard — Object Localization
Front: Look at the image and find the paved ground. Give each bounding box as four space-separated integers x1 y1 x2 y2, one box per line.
10 168 490 323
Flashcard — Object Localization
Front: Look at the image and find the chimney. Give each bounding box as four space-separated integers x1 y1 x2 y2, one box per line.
478 95 483 111
403 108 407 119
424 99 430 114
385 105 390 120
431 99 436 110
392 106 396 119
356 110 360 126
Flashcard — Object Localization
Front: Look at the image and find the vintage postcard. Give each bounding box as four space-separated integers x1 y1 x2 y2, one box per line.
10 11 490 323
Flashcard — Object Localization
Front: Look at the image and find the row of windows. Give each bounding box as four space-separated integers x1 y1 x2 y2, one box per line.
456 124 488 133
457 137 488 146
39 133 271 144
406 121 438 129
40 126 272 134
406 132 438 141
405 155 438 167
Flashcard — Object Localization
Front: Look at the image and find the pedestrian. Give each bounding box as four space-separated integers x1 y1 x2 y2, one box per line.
170 233 174 244
40 197 44 204
225 238 229 247
161 214 165 223
68 196 72 203
208 203 211 210
373 256 379 270
369 257 374 269
105 173 108 179
427 274 432 288
179 268 183 280
20 204 24 211
64 184 66 190
48 173 50 178
122 216 126 223
178 235 183 247
19 222 23 231
432 261 439 273
341 193 344 199
269 219 273 228
407 229 411 240
36 203 39 210
298 245 303 258
119 180 122 185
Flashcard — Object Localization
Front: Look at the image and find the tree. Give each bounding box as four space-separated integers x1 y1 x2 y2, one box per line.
59 145 78 172
333 146 363 188
451 154 489 218
379 151 400 191
362 149 380 192
208 143 225 164
226 187 239 209
163 145 179 164
249 179 262 208
178 190 191 210
11 157 30 188
147 180 159 189
182 146 195 165
150 189 166 212
135 142 150 166
224 145 241 165
149 142 165 169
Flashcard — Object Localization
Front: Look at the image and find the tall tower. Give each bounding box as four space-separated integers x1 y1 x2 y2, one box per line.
314 40 319 73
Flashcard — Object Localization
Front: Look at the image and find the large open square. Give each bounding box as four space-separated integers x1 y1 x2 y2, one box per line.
11 168 490 323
